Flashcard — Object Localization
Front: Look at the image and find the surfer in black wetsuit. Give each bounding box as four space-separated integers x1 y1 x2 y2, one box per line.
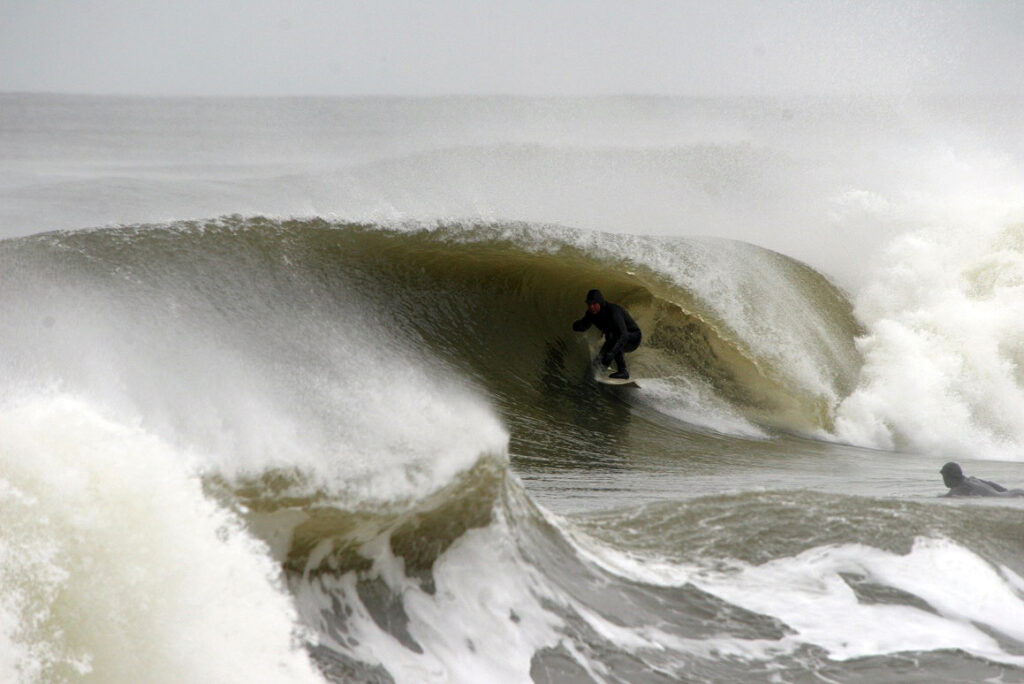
572 289 642 379
940 462 1024 497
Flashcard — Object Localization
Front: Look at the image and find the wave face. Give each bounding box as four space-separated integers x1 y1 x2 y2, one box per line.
0 218 861 442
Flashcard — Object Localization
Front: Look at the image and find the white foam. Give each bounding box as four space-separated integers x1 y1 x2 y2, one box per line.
570 602 800 668
636 376 769 439
307 356 510 505
0 395 324 683
294 503 568 684
835 219 1024 459
695 539 1024 664
569 528 1024 666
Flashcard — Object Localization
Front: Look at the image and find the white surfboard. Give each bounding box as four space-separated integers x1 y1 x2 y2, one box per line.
595 374 640 388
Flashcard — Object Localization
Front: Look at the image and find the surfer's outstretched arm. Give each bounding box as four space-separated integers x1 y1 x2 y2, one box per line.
572 315 592 332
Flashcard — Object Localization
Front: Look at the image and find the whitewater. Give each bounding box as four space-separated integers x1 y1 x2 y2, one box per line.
1 93 1023 683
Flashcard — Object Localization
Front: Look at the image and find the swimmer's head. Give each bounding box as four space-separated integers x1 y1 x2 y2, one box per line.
940 461 965 488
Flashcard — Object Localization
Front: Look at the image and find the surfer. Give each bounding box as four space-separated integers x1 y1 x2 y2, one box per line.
940 462 1024 497
572 289 642 379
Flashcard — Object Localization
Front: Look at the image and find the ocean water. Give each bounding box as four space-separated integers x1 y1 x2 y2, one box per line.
1 93 1023 683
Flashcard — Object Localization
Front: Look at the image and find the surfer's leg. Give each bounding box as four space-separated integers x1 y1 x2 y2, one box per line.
597 338 615 368
609 354 629 379
610 331 640 378
612 349 627 373
622 331 641 354
617 331 641 370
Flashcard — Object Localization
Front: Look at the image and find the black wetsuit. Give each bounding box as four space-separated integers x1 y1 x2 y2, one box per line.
944 477 1024 498
572 289 642 373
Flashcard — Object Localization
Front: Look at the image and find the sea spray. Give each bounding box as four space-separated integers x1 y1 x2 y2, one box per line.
835 220 1024 458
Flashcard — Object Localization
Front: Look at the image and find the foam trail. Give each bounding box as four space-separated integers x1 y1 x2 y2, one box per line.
0 395 324 683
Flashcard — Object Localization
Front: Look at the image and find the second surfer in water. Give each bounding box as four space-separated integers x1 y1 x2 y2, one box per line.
572 289 642 379
940 462 1024 497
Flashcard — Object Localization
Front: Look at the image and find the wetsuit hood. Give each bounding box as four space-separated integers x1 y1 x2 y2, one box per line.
941 461 964 487
585 289 606 306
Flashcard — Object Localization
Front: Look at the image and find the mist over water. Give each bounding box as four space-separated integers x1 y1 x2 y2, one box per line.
2 94 1024 682
4 94 1021 288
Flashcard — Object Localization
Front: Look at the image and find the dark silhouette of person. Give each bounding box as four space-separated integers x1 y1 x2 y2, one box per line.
572 289 642 379
940 462 1024 497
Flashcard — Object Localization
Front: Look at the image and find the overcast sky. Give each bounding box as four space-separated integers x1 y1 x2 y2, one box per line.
2 0 1022 97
